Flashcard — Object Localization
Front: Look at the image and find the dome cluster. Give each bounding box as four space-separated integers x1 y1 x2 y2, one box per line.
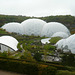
1 18 70 38
55 34 75 54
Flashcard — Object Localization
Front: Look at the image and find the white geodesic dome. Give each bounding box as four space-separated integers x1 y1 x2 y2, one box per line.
63 34 75 53
55 39 65 50
51 32 69 39
56 34 75 54
21 18 46 36
41 22 70 37
1 22 22 34
0 36 18 52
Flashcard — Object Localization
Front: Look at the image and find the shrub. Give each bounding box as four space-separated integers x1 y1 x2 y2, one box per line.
62 54 75 66
38 64 57 75
50 37 62 44
34 53 42 61
47 64 68 70
20 50 36 62
0 51 8 58
56 70 75 75
17 43 22 52
41 66 57 75
0 57 69 75
0 57 58 75
0 59 38 75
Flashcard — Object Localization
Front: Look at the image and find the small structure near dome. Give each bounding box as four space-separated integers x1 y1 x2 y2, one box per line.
41 38 51 44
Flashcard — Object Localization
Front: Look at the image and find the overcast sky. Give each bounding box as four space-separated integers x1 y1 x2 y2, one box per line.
0 0 75 17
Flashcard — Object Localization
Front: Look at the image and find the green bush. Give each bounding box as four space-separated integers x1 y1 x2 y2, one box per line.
47 64 68 70
56 70 75 75
34 53 42 61
41 66 57 75
20 50 36 62
17 43 22 52
0 58 58 75
49 45 56 50
62 54 75 66
0 57 69 75
66 66 75 71
0 59 38 75
0 51 8 58
50 37 62 44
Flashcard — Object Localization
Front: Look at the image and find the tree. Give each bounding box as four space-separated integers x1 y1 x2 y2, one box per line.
17 42 23 52
50 37 62 44
62 54 75 66
34 53 42 61
20 50 36 62
0 51 8 58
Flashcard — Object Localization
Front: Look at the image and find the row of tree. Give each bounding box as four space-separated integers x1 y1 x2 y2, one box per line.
0 14 75 29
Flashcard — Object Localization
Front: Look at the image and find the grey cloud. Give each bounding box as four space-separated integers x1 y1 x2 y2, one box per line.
0 0 75 17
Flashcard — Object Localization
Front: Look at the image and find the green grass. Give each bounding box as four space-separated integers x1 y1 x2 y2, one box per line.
0 28 9 34
50 37 62 44
56 70 75 75
0 30 7 34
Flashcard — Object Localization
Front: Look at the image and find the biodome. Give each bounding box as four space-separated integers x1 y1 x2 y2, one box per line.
51 32 69 39
21 18 46 36
0 36 18 52
63 34 75 53
1 22 22 34
1 20 71 38
56 34 75 54
55 39 65 50
41 22 70 37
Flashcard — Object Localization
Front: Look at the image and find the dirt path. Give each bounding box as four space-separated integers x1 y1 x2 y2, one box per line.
0 70 26 75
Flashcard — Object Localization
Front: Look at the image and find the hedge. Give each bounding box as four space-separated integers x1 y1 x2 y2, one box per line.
56 70 75 75
0 59 38 75
0 58 58 75
40 66 57 75
0 57 69 75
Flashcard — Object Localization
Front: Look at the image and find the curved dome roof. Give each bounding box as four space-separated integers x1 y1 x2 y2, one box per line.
41 22 70 37
55 39 65 50
63 34 75 53
21 18 46 36
0 36 18 51
1 22 22 34
51 32 69 38
56 34 75 54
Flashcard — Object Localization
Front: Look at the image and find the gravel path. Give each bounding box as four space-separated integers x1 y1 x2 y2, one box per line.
0 70 26 75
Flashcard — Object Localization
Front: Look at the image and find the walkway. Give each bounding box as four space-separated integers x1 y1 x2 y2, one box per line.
0 70 26 75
